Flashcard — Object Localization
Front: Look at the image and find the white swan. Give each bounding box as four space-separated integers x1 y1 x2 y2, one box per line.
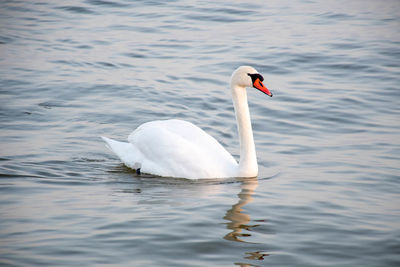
102 66 273 179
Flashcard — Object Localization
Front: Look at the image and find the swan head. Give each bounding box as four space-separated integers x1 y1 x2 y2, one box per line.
231 66 273 97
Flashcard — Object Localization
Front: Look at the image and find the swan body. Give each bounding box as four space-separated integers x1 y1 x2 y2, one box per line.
102 120 237 178
102 66 273 179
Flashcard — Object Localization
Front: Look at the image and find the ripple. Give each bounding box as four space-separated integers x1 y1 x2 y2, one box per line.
0 35 14 44
87 0 128 8
57 5 95 14
123 52 147 59
183 13 246 23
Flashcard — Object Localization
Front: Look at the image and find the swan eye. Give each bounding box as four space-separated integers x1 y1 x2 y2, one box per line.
248 73 264 83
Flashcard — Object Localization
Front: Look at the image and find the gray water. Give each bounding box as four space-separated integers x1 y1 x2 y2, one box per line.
1 0 399 266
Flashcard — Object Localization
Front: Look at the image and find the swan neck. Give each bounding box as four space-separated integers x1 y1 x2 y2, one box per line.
231 84 258 177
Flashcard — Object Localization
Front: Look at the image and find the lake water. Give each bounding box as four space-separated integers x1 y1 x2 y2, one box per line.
1 0 399 266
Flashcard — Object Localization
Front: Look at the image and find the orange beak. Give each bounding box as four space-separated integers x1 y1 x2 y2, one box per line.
253 78 273 97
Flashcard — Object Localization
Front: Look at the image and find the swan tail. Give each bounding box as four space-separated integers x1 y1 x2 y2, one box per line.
101 136 142 170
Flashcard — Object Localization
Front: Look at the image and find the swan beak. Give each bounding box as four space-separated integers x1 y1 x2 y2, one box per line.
253 78 273 97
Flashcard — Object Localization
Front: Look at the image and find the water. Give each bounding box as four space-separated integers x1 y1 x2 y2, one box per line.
1 0 399 266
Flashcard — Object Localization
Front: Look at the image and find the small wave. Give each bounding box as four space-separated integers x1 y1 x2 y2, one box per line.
87 0 128 8
57 5 95 14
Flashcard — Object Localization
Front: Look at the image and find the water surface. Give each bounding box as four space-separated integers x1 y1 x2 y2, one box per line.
0 0 399 266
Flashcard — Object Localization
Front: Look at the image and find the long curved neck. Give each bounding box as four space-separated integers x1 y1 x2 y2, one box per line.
231 84 258 177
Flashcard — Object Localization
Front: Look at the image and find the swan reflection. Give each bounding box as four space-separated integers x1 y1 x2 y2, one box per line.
223 177 259 242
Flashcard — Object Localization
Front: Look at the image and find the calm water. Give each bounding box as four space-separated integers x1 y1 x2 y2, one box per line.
1 0 399 266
